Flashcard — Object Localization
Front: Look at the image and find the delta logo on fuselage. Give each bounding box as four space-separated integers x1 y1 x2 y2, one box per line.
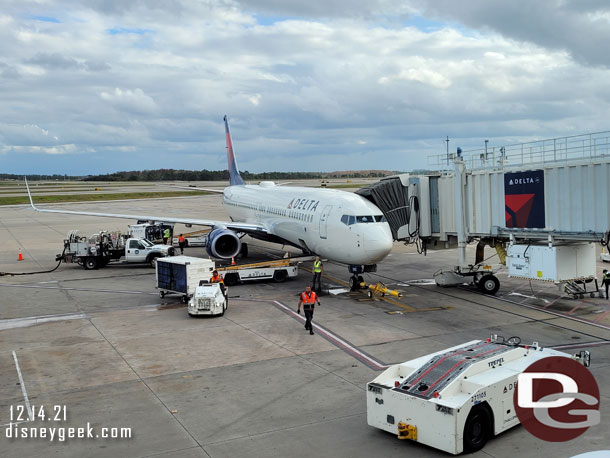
287 198 320 212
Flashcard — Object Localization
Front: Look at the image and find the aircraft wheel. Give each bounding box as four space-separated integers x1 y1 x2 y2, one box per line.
349 276 359 291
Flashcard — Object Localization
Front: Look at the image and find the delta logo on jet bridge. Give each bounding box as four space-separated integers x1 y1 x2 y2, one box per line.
504 169 545 229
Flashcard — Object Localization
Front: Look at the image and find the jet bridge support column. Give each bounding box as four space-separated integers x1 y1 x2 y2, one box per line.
454 158 467 268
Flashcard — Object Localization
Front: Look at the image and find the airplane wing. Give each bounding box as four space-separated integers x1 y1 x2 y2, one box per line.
164 184 225 193
25 179 269 236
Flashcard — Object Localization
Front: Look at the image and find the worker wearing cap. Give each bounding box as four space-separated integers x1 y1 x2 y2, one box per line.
312 256 323 293
297 285 320 335
178 234 186 254
603 269 610 299
163 227 171 245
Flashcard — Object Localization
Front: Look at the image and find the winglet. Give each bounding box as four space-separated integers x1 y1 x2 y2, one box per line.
224 115 245 186
24 177 38 210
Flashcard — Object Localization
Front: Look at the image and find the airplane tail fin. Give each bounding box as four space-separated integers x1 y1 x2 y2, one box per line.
224 115 245 186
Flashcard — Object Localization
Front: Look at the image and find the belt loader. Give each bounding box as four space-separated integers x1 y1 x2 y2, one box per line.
367 336 591 454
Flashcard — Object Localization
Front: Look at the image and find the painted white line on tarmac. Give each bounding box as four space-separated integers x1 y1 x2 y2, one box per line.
12 351 33 422
0 312 87 330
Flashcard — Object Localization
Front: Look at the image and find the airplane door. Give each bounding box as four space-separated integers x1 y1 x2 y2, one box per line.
319 205 332 239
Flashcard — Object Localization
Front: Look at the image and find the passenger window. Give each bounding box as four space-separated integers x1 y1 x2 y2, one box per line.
129 240 139 249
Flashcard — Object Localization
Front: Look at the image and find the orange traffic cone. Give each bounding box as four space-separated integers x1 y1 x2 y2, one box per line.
18 249 23 261
231 257 236 266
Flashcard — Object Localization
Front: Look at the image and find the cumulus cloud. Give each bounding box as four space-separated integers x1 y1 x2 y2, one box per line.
1 0 610 174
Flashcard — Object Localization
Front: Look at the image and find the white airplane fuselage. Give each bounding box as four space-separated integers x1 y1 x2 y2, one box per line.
223 182 393 265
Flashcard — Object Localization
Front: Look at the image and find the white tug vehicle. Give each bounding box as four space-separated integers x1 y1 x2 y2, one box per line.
366 335 591 454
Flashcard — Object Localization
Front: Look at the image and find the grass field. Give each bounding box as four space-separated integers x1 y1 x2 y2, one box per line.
0 191 210 206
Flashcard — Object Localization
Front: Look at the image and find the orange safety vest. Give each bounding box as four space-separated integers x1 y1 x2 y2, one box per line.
210 274 224 284
178 236 185 243
301 291 318 306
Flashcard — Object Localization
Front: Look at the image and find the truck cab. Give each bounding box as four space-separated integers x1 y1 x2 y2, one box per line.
125 238 172 264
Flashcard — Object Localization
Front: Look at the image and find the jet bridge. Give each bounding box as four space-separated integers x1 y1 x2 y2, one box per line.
361 131 610 294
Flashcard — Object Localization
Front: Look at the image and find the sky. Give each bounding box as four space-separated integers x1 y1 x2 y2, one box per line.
2 0 610 175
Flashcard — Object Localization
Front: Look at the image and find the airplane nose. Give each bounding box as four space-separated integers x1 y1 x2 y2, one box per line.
364 229 393 262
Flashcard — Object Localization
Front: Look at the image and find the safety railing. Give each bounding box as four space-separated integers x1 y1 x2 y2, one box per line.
428 130 610 171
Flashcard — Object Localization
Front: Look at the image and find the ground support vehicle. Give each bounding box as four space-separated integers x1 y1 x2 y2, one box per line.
217 257 308 286
367 336 591 455
171 229 210 247
58 230 173 270
187 283 228 316
130 221 175 244
156 256 216 303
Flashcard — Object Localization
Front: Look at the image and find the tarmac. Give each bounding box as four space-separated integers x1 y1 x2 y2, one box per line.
1 194 610 458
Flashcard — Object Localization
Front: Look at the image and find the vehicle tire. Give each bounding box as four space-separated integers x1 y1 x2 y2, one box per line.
273 269 288 283
168 247 175 256
463 406 492 453
159 291 165 298
224 273 239 287
367 290 373 298
349 275 359 291
479 275 500 295
148 254 160 268
85 257 98 270
590 292 596 298
184 239 189 247
219 300 227 316
240 243 248 258
181 295 188 304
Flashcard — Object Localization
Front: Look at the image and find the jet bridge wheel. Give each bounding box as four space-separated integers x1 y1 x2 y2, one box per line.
463 405 492 453
477 274 500 295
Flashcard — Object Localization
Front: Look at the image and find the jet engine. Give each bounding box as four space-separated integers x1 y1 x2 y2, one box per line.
205 228 241 259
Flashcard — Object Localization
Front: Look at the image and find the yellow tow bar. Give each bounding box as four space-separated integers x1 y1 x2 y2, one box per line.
362 281 403 298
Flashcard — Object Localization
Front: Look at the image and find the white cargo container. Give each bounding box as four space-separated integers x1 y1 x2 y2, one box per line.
156 256 216 302
507 243 596 281
367 337 591 455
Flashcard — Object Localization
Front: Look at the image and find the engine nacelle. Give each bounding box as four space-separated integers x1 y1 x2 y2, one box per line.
205 228 241 259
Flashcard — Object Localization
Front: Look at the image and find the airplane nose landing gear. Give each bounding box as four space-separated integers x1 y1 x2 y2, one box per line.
348 264 376 291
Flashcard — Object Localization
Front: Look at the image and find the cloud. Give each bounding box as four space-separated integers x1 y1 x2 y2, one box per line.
1 0 610 175
100 88 158 114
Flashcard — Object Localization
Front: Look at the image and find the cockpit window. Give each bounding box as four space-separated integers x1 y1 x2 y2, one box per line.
342 214 386 224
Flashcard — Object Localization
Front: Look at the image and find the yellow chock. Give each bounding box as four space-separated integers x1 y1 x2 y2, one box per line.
397 422 417 440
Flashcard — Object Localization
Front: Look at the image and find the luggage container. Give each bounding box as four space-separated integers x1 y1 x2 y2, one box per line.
156 256 215 303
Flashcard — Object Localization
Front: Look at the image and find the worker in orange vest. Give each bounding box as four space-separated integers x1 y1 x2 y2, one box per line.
297 285 320 335
210 270 227 303
178 234 186 254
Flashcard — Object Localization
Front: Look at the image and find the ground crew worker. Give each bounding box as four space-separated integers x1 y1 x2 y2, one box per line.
163 227 171 245
603 269 610 299
312 256 323 293
178 234 186 254
297 285 320 335
210 270 228 303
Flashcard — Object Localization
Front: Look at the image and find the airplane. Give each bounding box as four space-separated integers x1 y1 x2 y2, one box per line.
26 116 394 288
